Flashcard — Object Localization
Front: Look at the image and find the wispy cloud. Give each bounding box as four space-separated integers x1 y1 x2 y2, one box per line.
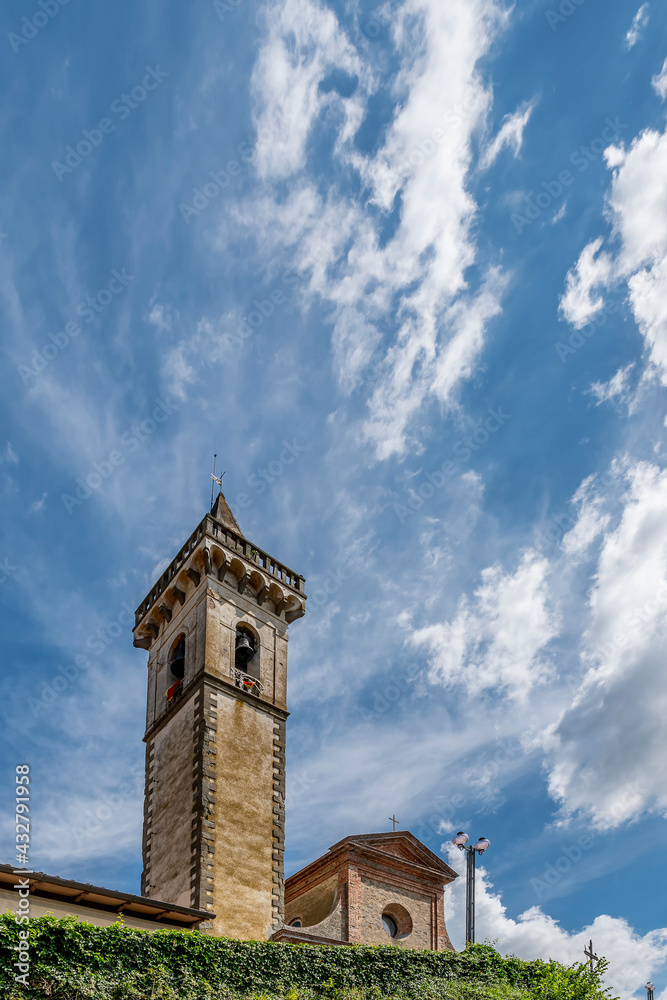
625 3 650 49
480 101 536 170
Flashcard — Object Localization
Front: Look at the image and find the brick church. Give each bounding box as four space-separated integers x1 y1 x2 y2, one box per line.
0 494 458 950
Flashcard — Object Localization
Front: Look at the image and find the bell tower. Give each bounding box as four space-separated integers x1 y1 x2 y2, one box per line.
132 492 306 939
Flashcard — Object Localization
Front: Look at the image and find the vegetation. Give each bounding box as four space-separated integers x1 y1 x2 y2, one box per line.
0 915 614 1000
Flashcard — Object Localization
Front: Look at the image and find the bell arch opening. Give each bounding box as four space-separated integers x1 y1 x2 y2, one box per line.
235 624 259 680
169 634 186 681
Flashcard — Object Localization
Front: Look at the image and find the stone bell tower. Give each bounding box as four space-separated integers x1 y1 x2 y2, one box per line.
132 493 306 939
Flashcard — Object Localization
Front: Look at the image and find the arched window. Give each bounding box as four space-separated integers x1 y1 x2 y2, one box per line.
169 635 186 680
235 625 258 679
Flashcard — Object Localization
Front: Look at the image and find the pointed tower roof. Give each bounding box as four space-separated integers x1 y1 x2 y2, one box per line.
210 491 244 537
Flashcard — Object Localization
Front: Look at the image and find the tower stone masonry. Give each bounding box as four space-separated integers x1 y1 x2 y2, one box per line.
132 493 306 939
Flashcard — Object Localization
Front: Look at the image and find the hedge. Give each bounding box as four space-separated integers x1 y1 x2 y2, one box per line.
0 914 612 1000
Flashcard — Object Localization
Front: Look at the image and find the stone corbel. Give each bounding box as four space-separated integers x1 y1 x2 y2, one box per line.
171 587 186 606
285 604 305 624
203 547 212 576
237 571 248 595
158 604 172 623
186 568 201 586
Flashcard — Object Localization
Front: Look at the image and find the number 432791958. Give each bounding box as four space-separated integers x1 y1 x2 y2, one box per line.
15 765 30 863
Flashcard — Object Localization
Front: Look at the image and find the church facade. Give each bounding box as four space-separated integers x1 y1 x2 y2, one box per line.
276 832 457 950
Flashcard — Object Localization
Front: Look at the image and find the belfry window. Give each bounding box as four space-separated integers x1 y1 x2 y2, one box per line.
234 625 263 693
235 626 257 674
169 635 186 680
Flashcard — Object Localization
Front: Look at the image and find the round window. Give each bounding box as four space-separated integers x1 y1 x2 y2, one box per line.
381 904 413 940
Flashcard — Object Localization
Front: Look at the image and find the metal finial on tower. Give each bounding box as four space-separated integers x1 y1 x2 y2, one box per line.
211 454 226 509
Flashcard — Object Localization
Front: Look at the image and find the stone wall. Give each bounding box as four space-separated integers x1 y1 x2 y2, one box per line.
209 690 282 939
351 873 433 949
142 694 196 907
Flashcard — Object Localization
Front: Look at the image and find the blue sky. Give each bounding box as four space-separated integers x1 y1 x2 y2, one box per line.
1 0 667 995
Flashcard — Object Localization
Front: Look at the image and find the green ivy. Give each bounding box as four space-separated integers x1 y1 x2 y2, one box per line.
0 914 614 1000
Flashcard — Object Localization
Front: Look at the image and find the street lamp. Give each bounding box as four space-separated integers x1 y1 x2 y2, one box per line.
452 831 491 946
644 984 655 1000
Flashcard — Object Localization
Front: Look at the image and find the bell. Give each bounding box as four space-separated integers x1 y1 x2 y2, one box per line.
235 632 255 668
170 638 185 680
170 654 185 680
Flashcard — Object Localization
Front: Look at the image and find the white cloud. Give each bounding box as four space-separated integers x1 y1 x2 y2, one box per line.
559 238 613 329
544 461 667 829
480 101 535 169
29 492 48 514
653 57 667 100
561 476 612 559
551 202 567 224
161 342 198 402
625 4 650 49
442 843 667 1000
560 124 667 382
1 442 18 464
147 302 173 333
251 0 362 179
410 551 560 701
589 362 636 407
239 0 514 459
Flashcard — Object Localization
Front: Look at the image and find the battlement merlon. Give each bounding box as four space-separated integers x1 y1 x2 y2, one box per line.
133 510 306 649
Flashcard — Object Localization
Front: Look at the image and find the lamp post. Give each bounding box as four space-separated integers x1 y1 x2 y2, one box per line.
452 832 491 946
645 984 655 1000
